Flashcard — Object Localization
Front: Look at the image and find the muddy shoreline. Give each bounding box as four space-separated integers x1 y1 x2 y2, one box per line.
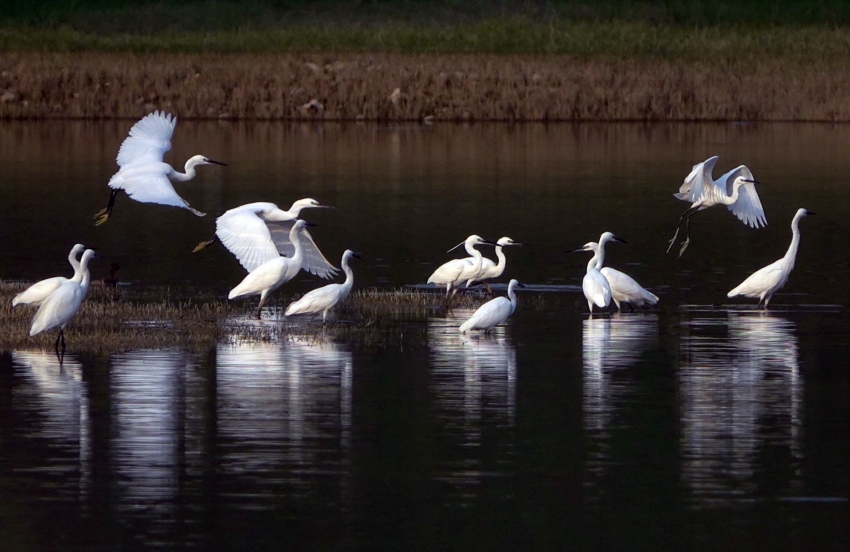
3 52 850 122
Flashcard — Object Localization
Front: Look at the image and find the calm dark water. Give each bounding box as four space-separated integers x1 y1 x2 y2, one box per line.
1 121 849 550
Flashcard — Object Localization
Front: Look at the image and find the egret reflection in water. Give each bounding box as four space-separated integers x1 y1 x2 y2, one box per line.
582 314 658 494
428 315 517 494
215 338 353 502
11 350 91 498
110 350 199 518
679 312 803 505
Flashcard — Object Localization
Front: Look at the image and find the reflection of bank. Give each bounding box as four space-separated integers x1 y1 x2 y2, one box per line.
110 349 195 516
679 313 802 505
582 314 657 494
215 338 353 499
427 315 517 491
11 350 91 498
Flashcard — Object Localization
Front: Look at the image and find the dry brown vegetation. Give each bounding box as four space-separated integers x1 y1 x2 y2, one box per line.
0 281 493 353
4 51 850 121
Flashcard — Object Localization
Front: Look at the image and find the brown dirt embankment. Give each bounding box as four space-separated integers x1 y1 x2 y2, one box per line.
2 51 850 121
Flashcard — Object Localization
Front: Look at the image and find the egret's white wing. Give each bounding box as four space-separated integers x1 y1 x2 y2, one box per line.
728 181 767 228
109 166 201 214
116 111 176 168
267 221 339 279
216 208 280 272
712 165 767 228
675 156 719 202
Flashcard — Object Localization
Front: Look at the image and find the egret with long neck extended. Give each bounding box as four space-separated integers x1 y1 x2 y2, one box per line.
228 219 310 318
570 232 627 314
12 243 87 308
465 236 522 293
459 279 524 334
29 249 97 356
727 208 813 309
427 235 498 304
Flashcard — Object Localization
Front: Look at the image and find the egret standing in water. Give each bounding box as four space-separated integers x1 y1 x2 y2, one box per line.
12 243 86 308
228 219 311 317
459 279 524 334
94 111 226 225
667 156 766 256
427 235 498 304
572 242 658 312
29 249 96 356
465 236 522 293
570 232 627 314
193 199 337 278
727 208 813 309
285 249 360 325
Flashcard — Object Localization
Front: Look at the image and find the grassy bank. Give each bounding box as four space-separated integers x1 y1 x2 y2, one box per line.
4 2 850 121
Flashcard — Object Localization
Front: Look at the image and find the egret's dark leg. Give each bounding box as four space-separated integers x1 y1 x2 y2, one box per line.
193 234 218 253
678 211 699 257
667 205 699 253
628 302 635 313
94 189 119 226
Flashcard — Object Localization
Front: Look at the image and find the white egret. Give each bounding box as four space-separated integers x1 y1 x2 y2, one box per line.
228 219 311 317
285 249 360 324
94 111 226 225
459 279 524 334
570 232 627 314
427 235 498 303
465 236 522 293
668 156 766 256
29 249 96 355
193 199 337 278
727 208 813 309
573 242 659 312
12 243 86 308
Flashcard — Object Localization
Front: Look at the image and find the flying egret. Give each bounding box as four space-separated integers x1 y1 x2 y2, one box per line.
12 243 86 308
727 208 813 309
573 242 659 312
465 236 522 293
667 156 766 256
570 232 627 314
29 249 96 356
427 235 498 303
285 249 360 324
94 111 226 225
459 279 524 334
228 219 311 317
193 199 337 278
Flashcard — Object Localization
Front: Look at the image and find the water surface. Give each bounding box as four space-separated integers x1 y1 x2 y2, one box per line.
1 121 849 550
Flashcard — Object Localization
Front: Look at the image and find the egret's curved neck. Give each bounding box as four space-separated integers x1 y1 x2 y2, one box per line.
784 214 804 266
494 246 507 273
588 243 606 272
169 158 200 182
79 256 94 292
340 257 355 291
69 250 82 279
507 283 518 313
724 181 744 204
465 242 484 273
290 227 305 262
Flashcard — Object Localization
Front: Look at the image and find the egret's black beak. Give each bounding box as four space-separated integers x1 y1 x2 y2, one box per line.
807 211 816 215
351 252 363 260
206 158 227 166
317 203 334 209
482 240 499 247
743 178 760 185
612 236 628 244
566 247 589 253
304 222 318 227
511 242 524 246
517 283 526 288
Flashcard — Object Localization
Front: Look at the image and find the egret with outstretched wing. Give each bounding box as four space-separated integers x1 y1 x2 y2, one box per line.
667 156 766 256
195 199 337 279
94 111 226 225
